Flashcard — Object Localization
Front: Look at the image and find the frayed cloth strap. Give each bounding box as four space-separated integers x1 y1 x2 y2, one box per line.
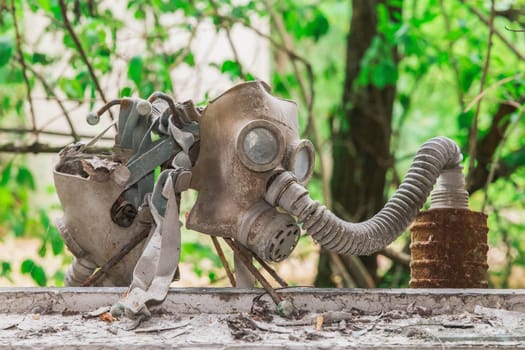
118 169 188 318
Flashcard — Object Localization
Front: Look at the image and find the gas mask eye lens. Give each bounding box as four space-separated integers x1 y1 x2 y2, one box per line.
243 127 278 165
287 139 315 184
237 120 285 172
293 147 310 181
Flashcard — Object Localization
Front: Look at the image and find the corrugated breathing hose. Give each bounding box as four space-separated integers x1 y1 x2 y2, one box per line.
265 136 464 256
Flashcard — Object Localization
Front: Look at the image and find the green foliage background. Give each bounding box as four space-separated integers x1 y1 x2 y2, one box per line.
0 0 524 287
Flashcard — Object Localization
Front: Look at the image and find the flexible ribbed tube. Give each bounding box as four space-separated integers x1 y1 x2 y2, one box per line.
265 137 463 256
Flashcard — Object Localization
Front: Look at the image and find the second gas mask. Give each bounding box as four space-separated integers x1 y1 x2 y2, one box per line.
187 81 315 262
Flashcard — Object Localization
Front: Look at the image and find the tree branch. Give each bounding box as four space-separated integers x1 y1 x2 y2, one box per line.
214 15 312 67
464 73 523 112
506 26 525 32
496 8 525 22
213 11 326 207
0 127 113 141
208 0 246 80
19 59 80 141
460 0 525 61
379 247 411 266
328 252 357 288
467 102 522 193
210 236 236 287
340 255 376 288
225 28 246 80
82 226 150 286
467 0 496 188
0 143 109 154
439 0 465 110
481 104 524 211
11 0 37 140
261 2 328 208
58 0 113 120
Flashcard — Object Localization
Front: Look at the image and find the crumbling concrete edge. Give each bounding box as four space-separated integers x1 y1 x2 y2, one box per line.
1 287 525 315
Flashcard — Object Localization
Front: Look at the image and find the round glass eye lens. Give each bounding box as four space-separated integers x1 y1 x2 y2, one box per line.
293 146 311 181
243 127 278 165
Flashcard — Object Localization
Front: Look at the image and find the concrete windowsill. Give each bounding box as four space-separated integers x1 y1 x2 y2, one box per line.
1 288 525 349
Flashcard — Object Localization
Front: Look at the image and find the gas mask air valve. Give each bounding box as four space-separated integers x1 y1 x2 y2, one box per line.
237 201 300 262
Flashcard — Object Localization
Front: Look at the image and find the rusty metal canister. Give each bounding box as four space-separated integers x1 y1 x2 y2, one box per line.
409 208 488 288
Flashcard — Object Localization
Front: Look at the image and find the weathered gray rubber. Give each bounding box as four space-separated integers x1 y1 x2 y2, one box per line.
266 137 463 256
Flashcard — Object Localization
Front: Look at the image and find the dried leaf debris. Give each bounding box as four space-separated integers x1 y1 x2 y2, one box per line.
3 303 525 348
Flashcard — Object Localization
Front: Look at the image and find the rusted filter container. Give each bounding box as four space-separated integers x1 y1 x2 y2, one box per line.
409 208 488 288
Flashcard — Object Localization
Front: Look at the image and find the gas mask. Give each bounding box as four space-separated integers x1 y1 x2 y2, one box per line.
54 93 199 288
54 150 150 286
55 80 468 318
187 81 315 262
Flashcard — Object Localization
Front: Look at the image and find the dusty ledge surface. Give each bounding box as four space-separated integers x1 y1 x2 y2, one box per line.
1 288 525 349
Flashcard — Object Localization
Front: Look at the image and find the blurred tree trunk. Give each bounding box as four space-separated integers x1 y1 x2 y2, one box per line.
315 0 401 287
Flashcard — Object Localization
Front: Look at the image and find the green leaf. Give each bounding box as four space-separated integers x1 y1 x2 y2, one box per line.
31 52 51 65
0 162 12 186
52 270 65 286
39 209 50 228
16 166 36 190
370 61 398 88
183 52 195 67
20 259 47 286
0 188 13 221
37 0 52 12
398 93 410 111
134 8 146 19
38 241 47 257
93 54 111 73
1 262 11 277
141 80 155 97
31 265 47 286
231 6 247 20
120 86 132 97
193 264 203 278
457 111 473 130
13 218 25 237
182 241 222 267
58 77 84 99
50 227 64 255
1 95 10 111
63 33 76 49
84 28 101 48
305 9 330 42
458 55 481 92
208 271 217 283
128 55 143 86
220 60 241 79
0 36 13 67
284 6 329 42
0 66 24 84
21 259 35 273
502 149 525 169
